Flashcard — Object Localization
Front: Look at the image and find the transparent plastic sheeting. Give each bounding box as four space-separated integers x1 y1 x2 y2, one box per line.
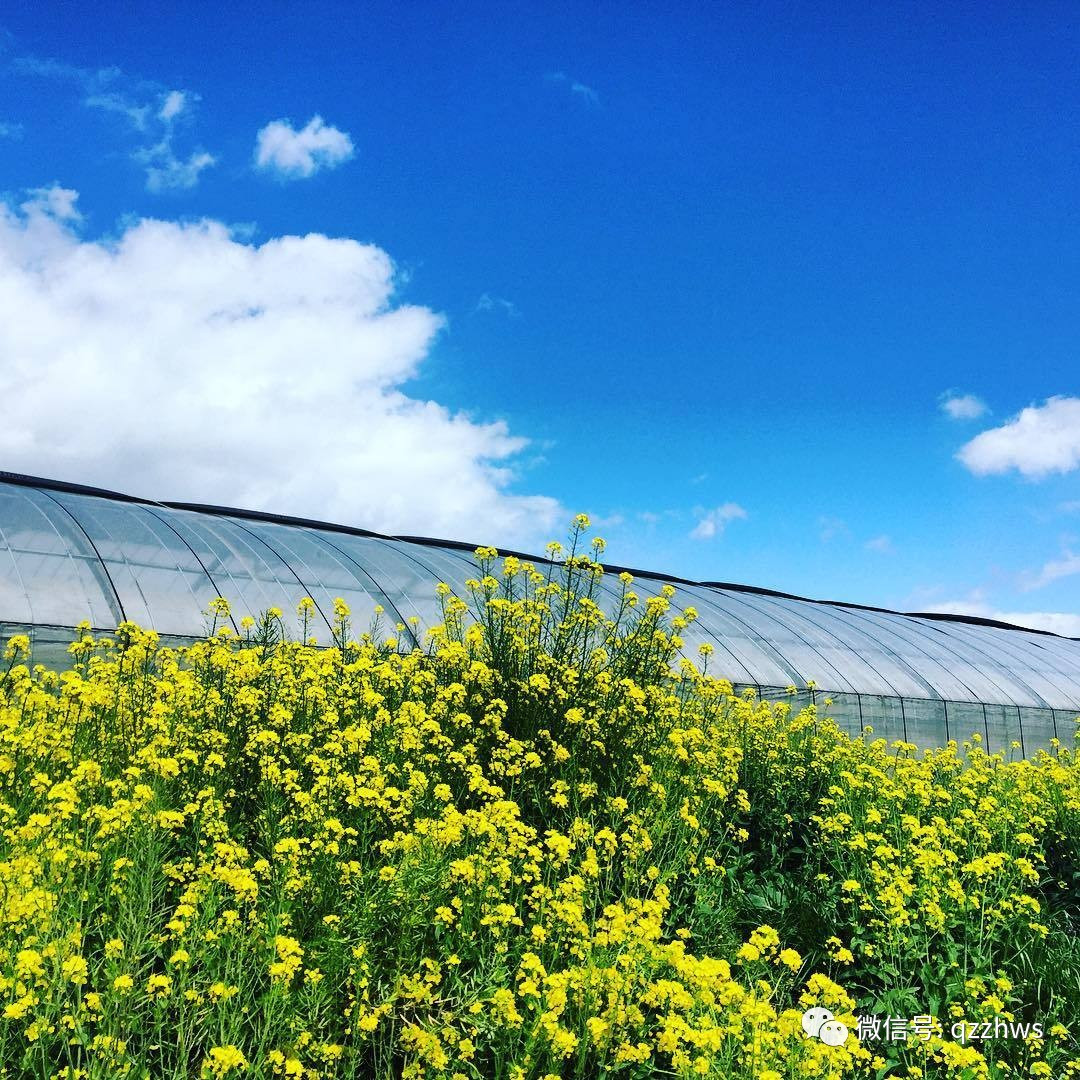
2 478 1079 757
749 687 1073 760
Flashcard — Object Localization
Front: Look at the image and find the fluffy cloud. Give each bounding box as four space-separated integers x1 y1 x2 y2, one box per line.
137 145 216 192
939 391 987 420
133 90 216 192
475 293 519 317
84 90 151 130
0 121 23 139
919 596 1080 637
255 117 354 179
594 513 625 528
817 515 848 543
957 396 1080 478
545 72 599 105
17 55 214 191
0 188 561 547
690 503 747 540
1002 611 1080 636
1019 549 1080 592
159 90 187 122
864 534 894 554
21 185 81 221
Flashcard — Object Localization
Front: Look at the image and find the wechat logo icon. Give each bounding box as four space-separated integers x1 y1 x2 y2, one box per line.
802 1008 849 1046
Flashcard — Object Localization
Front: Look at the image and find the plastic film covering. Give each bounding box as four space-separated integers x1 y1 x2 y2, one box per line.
946 701 989 746
306 533 450 635
152 510 321 637
217 518 417 647
738 592 928 698
47 492 222 636
1 475 1080 758
654 582 800 688
990 629 1080 699
913 620 1078 707
1020 708 1057 753
825 605 1019 705
0 484 122 629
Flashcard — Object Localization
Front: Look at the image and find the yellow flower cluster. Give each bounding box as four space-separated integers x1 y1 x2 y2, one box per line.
0 520 1075 1078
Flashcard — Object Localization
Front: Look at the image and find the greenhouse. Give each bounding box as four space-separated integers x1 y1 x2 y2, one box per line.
1 471 1078 756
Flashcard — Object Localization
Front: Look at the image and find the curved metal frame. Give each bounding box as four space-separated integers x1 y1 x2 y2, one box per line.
0 474 1078 756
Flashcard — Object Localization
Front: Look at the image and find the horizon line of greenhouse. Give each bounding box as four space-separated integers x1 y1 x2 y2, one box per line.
1 470 1078 755
4 470 1071 641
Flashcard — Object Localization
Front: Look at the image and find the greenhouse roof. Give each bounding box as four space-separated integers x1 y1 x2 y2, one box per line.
2 472 1080 737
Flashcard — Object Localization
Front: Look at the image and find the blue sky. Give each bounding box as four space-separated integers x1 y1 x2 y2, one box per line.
1 3 1079 632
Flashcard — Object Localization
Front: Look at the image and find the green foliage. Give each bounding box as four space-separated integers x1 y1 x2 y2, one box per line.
0 522 1076 1078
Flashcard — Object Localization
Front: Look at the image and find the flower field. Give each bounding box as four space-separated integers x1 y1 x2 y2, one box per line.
0 522 1078 1079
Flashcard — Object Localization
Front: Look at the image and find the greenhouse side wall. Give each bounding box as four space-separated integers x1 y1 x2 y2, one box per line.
747 684 1077 756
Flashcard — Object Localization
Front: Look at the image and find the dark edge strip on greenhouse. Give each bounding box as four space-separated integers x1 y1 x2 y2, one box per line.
1 469 1077 641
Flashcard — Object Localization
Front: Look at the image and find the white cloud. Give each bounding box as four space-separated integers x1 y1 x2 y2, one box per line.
85 92 151 130
84 86 191 135
134 90 215 192
570 81 598 105
818 515 848 543
638 509 683 526
0 188 562 547
0 121 23 139
1019 548 1080 592
939 391 987 420
21 185 81 222
15 52 160 129
1002 611 1080 636
16 54 213 192
137 145 216 192
865 534 894 554
690 503 747 540
255 116 354 179
475 293 520 317
159 90 187 122
919 595 1080 637
591 513 625 528
13 54 120 87
957 396 1080 478
545 71 599 105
